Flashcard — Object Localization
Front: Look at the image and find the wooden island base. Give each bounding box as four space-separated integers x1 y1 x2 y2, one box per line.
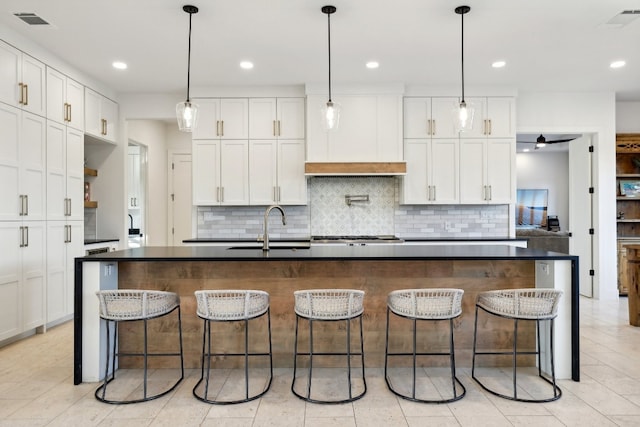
117 259 536 369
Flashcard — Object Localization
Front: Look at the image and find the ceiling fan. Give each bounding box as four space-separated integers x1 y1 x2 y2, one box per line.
517 134 578 149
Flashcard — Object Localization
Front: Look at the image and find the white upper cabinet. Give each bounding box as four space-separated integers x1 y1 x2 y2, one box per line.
249 98 305 140
192 139 249 206
46 121 84 220
401 139 459 205
85 88 118 143
404 97 459 139
192 98 249 140
0 105 46 221
46 67 84 131
306 94 403 162
0 41 46 117
249 139 306 205
463 97 516 138
459 138 514 204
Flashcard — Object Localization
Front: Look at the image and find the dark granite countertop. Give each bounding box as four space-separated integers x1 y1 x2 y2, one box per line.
78 244 576 262
84 238 120 245
183 237 311 243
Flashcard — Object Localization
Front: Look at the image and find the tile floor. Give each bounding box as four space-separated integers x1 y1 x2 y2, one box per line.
1 296 639 426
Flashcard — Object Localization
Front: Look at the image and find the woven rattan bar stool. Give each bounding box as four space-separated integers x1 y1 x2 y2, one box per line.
385 288 466 403
472 289 563 402
94 290 184 404
292 289 366 404
193 290 272 404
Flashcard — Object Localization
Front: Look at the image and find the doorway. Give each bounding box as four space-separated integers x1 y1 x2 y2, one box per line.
168 151 192 245
127 142 148 247
516 133 594 297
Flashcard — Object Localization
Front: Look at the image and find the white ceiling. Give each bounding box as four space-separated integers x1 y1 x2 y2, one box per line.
1 0 639 101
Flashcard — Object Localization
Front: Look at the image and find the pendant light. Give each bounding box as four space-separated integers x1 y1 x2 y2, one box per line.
321 5 340 131
454 5 474 132
176 5 199 132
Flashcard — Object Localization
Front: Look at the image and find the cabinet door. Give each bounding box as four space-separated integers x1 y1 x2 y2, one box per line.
21 55 46 117
401 139 430 204
220 140 249 205
277 140 307 205
66 127 85 220
101 97 118 142
430 97 459 138
485 139 514 203
46 221 66 322
463 97 488 138
192 98 220 139
277 98 305 139
22 221 45 330
84 88 101 137
249 98 277 139
0 223 22 340
0 103 21 220
249 140 277 205
192 140 220 205
327 95 378 161
220 99 249 139
66 78 84 131
404 98 431 139
21 112 46 220
46 67 66 125
486 98 515 138
0 40 21 108
65 221 84 316
46 120 67 219
430 139 459 203
459 139 487 204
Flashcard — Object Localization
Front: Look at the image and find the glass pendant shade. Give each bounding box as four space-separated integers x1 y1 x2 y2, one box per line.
322 100 341 131
176 100 199 132
455 99 475 132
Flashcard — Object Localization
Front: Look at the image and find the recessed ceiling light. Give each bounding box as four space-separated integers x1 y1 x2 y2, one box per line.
492 60 506 68
240 61 254 69
112 61 127 70
523 148 530 152
366 61 379 69
610 60 626 69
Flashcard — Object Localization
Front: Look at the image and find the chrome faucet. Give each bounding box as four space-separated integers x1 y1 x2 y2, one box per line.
263 205 287 251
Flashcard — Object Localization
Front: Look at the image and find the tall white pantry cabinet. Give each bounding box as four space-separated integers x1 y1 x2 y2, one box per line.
0 38 119 342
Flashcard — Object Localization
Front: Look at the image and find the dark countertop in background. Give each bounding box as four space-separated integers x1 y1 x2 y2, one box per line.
84 238 120 245
183 237 527 243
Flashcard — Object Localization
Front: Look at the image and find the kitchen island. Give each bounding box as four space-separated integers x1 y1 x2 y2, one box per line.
74 245 579 384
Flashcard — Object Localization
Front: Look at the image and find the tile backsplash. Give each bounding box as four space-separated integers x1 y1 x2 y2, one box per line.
196 177 510 238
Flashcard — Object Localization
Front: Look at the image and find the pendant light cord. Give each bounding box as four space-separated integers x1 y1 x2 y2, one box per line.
460 11 465 103
186 11 193 103
327 11 333 102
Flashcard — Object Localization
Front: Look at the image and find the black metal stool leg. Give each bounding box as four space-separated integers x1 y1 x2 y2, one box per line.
307 318 314 400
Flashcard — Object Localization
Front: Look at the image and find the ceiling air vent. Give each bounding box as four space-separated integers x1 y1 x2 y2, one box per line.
14 13 50 26
604 10 640 27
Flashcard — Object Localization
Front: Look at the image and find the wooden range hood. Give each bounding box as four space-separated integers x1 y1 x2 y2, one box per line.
304 162 406 176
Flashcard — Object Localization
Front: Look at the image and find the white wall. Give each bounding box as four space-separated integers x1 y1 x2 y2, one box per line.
617 102 640 133
517 91 617 300
516 152 569 231
126 120 168 246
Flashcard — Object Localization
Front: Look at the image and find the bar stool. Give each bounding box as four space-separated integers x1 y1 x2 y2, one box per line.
385 288 466 403
94 290 184 404
292 289 366 404
193 290 272 404
472 289 563 402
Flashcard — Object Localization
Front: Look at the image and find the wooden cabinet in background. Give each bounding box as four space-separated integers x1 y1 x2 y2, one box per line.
616 134 640 295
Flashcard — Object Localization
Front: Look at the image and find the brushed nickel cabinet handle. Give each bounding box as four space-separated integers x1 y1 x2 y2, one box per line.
273 120 277 137
24 195 28 216
24 226 29 247
488 185 492 200
488 119 492 135
68 103 72 123
18 83 24 104
278 120 281 136
221 120 224 136
24 84 28 106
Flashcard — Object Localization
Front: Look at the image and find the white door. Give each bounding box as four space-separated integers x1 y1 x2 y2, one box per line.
21 55 46 117
249 98 277 139
278 140 307 205
431 139 459 203
277 98 305 139
249 140 277 205
569 135 593 297
169 153 193 246
0 40 21 108
220 140 249 205
22 221 45 330
20 112 46 220
0 103 21 220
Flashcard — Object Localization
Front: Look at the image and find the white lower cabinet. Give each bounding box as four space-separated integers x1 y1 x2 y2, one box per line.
192 140 249 206
0 221 46 341
401 139 458 204
249 139 306 205
46 221 83 323
459 139 514 204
